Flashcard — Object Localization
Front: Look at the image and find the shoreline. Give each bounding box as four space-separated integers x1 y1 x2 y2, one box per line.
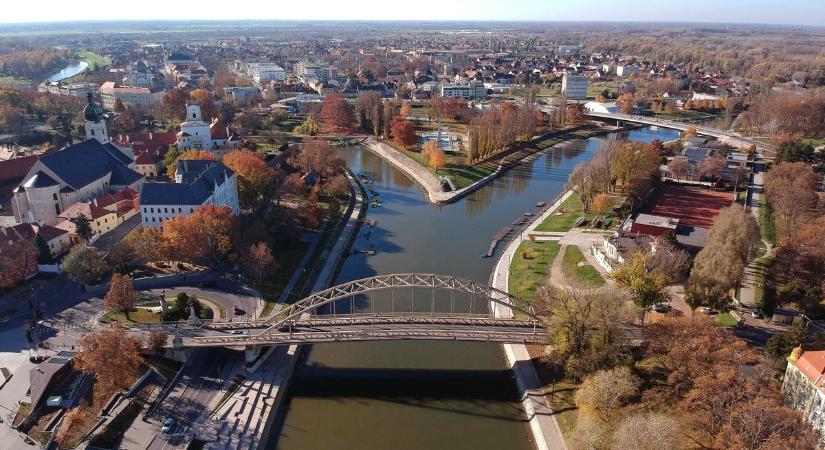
362 125 633 206
490 189 575 450
255 170 367 449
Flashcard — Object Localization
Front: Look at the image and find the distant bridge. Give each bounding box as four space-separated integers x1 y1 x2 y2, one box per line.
584 110 771 156
160 274 549 347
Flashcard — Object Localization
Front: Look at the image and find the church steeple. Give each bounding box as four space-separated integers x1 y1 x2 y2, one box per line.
84 92 109 144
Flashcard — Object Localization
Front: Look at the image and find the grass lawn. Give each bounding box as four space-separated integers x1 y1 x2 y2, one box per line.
545 378 579 440
561 246 605 288
78 50 110 67
101 308 161 324
509 240 561 302
0 75 32 86
534 194 593 232
714 312 740 327
759 201 777 246
395 144 495 190
801 136 825 148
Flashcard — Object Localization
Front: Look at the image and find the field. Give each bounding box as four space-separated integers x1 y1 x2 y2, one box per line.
534 194 593 232
561 246 605 288
509 240 561 302
645 184 733 229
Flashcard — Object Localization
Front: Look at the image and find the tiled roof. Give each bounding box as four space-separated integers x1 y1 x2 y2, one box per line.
58 202 115 221
0 155 38 184
94 188 139 209
794 350 825 390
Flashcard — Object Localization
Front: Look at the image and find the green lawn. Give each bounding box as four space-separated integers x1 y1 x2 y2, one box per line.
0 75 32 86
545 378 580 441
508 240 561 302
534 194 593 232
77 50 110 68
396 145 496 190
759 201 777 246
714 312 740 327
100 308 161 324
561 246 605 288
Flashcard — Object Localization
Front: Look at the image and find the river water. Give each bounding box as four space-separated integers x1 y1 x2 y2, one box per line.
46 61 89 82
274 127 680 450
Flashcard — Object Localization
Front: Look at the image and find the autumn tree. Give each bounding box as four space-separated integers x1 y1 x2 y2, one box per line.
104 273 137 320
126 228 167 263
400 101 412 117
320 93 355 132
422 140 446 173
55 407 89 445
589 193 613 214
610 252 670 321
355 92 383 135
0 238 36 290
163 87 189 120
146 329 169 353
681 126 698 140
533 286 630 379
698 155 727 181
293 139 346 177
222 149 276 207
63 244 108 284
666 155 690 180
382 100 397 139
294 113 320 136
612 413 682 450
242 241 277 289
575 366 639 423
165 149 216 178
390 116 417 149
687 205 759 310
73 325 144 390
162 205 239 264
566 163 599 211
765 162 819 238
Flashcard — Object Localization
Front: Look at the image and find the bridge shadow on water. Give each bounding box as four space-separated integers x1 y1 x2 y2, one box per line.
289 362 529 422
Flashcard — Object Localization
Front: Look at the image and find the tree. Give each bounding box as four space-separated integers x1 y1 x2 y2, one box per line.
390 116 416 149
400 101 412 117
698 155 727 181
422 141 447 173
73 214 93 242
294 114 320 136
666 155 690 180
166 149 216 178
104 273 137 320
687 205 760 309
681 126 698 140
589 193 613 214
63 244 108 284
73 325 144 390
162 87 189 120
222 149 276 207
55 407 89 445
146 329 169 353
533 286 630 379
0 238 36 290
612 413 682 450
382 100 397 139
242 241 277 289
162 146 180 178
162 205 239 263
35 234 54 264
126 228 167 263
320 93 354 132
189 88 217 121
610 252 670 320
765 162 819 238
776 140 816 164
566 163 599 211
575 366 639 423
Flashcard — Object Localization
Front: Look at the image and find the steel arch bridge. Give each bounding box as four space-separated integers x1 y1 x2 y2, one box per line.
177 273 547 347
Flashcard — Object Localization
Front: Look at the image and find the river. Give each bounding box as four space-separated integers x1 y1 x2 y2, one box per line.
46 61 89 82
273 127 680 450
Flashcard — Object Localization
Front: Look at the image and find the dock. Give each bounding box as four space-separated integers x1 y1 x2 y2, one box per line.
484 227 512 258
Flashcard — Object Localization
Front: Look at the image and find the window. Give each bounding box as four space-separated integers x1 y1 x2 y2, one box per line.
150 208 154 213
143 207 147 213
52 193 57 201
164 208 168 213
54 203 60 215
178 208 182 213
152 217 156 222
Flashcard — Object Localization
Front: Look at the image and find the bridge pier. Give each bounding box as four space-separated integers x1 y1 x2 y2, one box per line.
245 345 263 365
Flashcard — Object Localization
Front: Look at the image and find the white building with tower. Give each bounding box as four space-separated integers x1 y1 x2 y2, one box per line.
175 102 242 156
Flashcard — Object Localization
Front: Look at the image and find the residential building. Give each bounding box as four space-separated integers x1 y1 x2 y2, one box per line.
223 86 261 104
295 62 337 82
591 234 656 272
98 81 163 109
562 74 588 100
440 82 487 100
139 160 239 228
11 95 143 226
616 65 640 77
247 63 286 83
783 347 825 439
558 45 580 56
123 61 160 89
56 201 120 239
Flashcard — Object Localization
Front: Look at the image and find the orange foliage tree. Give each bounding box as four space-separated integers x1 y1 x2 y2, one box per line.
73 326 144 391
222 149 276 207
320 93 355 132
189 88 218 121
104 273 137 319
390 116 417 149
162 205 239 264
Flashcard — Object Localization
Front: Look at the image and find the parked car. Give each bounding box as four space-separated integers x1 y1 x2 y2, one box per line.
230 330 247 335
697 306 713 315
652 302 672 313
162 417 175 433
751 308 764 319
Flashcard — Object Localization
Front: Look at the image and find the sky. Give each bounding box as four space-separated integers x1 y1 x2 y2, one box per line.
0 0 822 26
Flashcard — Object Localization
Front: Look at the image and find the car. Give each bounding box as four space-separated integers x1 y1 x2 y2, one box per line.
697 306 713 315
652 302 672 313
230 330 247 335
751 308 764 319
162 417 175 433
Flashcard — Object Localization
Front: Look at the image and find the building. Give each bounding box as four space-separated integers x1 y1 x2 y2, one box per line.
628 213 679 237
440 82 487 100
114 131 178 178
176 102 242 155
55 201 120 240
558 45 580 56
562 74 588 101
12 95 143 226
616 65 640 77
295 62 337 82
223 86 261 104
246 63 286 83
139 160 239 228
123 61 159 89
591 234 656 272
783 347 825 439
98 81 163 109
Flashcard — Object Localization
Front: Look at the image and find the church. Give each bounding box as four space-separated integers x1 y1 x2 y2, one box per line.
12 94 144 226
176 101 242 156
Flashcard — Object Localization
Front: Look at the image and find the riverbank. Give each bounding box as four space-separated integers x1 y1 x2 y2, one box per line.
363 125 631 205
490 190 574 450
257 170 367 449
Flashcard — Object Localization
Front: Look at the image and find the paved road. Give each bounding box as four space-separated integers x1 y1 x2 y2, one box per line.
93 213 141 252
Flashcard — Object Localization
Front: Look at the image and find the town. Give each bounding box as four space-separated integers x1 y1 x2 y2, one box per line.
0 12 824 450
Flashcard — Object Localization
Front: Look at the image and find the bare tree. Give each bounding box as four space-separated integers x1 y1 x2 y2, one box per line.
612 413 683 450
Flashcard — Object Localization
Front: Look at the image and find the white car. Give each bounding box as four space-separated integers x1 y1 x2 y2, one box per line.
162 417 175 433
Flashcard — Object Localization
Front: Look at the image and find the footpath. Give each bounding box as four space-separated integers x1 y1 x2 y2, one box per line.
490 191 573 450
